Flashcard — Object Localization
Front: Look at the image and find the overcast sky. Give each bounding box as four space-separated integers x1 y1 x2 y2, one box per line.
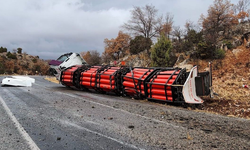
0 0 240 60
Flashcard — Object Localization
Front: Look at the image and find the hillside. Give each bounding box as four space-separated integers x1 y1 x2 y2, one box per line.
198 46 250 118
0 52 49 75
112 46 250 119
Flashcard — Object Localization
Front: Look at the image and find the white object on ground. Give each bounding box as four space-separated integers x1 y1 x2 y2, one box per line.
1 76 35 87
182 66 204 104
12 76 35 83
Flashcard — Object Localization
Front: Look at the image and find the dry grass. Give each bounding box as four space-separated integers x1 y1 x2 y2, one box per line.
212 46 250 102
44 76 60 84
194 46 250 118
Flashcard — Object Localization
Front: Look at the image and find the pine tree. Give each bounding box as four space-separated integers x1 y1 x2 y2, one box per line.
151 35 173 67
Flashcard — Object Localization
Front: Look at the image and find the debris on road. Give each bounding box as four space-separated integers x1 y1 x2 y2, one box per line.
1 76 35 87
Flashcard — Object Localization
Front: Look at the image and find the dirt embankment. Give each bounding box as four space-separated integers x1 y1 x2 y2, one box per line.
195 46 250 119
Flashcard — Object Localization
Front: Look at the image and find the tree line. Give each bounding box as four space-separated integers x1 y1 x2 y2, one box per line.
81 0 250 67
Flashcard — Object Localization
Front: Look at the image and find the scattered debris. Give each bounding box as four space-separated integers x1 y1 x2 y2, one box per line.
1 76 35 87
128 125 135 129
242 84 249 89
186 132 193 140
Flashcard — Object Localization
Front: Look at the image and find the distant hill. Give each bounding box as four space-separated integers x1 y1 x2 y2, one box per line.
0 52 49 75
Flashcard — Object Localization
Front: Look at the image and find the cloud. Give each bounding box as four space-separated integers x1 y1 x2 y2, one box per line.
0 0 241 59
0 0 131 59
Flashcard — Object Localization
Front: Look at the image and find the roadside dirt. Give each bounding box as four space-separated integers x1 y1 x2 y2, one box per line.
194 46 250 119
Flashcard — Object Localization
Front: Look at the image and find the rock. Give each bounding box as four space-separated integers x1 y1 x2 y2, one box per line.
233 39 242 47
232 48 243 57
174 58 193 71
175 54 185 65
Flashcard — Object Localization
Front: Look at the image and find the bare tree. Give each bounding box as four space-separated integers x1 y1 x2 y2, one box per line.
172 26 184 42
122 5 162 39
161 12 174 38
185 20 195 31
233 0 250 22
236 0 250 12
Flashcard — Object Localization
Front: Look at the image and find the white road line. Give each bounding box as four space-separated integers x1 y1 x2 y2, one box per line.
0 95 40 150
59 119 144 150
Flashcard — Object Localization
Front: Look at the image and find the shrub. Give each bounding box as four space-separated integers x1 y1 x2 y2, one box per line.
197 41 215 59
32 58 38 63
223 40 233 49
6 52 17 59
214 49 225 59
17 48 22 54
130 36 152 55
0 47 7 53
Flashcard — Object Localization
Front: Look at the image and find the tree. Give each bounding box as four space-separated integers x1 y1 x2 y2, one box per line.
122 5 162 39
160 13 174 38
6 52 17 59
101 51 112 65
171 26 185 53
129 36 152 55
104 31 130 60
82 51 91 64
185 20 201 32
89 50 101 65
172 26 184 42
151 35 175 67
181 29 203 52
0 47 7 53
233 0 250 22
200 0 237 44
17 48 22 54
82 50 101 65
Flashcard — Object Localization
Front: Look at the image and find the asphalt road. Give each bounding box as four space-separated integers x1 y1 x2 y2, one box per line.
0 76 249 150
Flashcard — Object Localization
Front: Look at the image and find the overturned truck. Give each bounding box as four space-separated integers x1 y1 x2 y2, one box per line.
50 53 211 104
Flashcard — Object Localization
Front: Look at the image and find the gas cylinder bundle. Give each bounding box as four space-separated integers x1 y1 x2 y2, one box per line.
59 65 210 104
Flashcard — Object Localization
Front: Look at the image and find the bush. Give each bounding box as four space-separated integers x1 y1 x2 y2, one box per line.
130 36 152 55
17 48 22 54
223 40 233 49
0 47 7 53
197 41 215 59
6 52 17 59
214 49 225 59
32 58 37 63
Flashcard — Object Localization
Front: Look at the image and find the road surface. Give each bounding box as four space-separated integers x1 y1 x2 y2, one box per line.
0 76 249 150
